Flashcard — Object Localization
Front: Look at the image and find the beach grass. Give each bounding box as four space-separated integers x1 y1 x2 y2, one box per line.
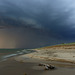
37 42 75 50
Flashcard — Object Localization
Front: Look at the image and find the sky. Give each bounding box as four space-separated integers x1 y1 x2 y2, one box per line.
0 0 75 48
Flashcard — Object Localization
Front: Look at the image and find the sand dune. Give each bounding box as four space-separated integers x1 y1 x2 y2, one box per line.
15 45 75 64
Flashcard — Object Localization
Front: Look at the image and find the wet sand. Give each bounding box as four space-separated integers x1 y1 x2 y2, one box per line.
0 57 75 75
0 58 43 75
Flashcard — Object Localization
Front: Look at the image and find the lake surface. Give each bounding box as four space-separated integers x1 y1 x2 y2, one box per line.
0 49 35 61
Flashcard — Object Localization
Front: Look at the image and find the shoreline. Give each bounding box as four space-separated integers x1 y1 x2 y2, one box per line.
0 53 75 75
0 46 75 75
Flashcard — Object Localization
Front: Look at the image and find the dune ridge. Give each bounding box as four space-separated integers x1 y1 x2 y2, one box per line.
15 44 75 64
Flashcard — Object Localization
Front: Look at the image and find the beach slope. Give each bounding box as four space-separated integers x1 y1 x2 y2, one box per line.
15 43 75 64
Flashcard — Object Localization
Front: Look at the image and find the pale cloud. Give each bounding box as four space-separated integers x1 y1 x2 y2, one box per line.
19 17 42 29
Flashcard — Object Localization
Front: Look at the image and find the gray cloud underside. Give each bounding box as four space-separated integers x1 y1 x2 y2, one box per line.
0 0 75 48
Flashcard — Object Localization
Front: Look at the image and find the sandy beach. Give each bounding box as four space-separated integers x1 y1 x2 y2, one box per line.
0 56 74 75
0 45 75 75
17 45 75 64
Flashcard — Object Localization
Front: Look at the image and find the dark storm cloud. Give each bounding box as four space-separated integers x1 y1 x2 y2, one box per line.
1 0 74 33
0 28 59 48
0 0 75 48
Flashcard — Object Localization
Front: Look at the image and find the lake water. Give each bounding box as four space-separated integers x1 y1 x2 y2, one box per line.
0 49 35 61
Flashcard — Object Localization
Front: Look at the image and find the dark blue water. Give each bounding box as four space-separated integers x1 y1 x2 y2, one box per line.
0 49 35 61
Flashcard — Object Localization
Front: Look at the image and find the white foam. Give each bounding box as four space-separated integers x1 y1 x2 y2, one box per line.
2 54 18 59
1 49 35 60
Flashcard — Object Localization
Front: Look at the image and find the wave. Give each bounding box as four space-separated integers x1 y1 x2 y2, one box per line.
1 49 35 61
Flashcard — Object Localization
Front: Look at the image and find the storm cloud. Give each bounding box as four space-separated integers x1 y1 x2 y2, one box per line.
0 0 75 48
